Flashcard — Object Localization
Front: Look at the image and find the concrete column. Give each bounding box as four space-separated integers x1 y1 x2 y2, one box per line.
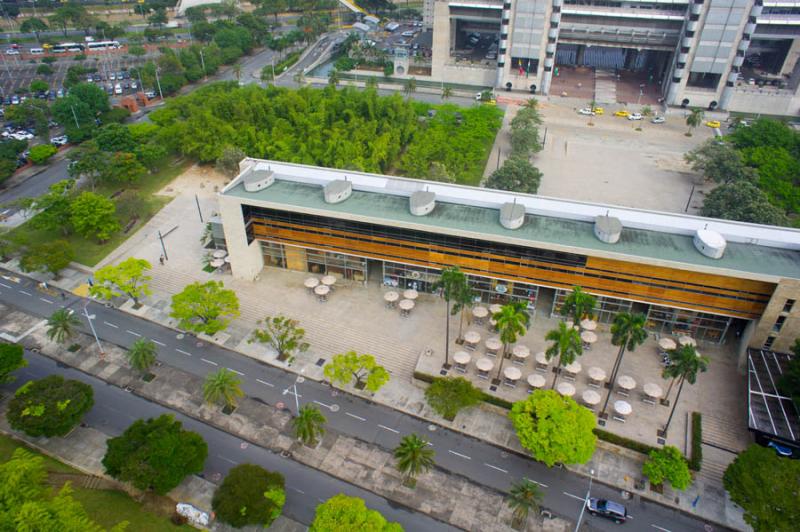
218 196 264 281
541 69 553 95
737 320 755 374
781 38 800 77
666 79 682 105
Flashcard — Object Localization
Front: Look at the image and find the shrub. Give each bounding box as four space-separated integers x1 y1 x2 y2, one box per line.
689 412 702 471
424 376 482 420
7 375 94 437
642 445 692 491
28 144 58 165
593 428 660 456
212 464 285 528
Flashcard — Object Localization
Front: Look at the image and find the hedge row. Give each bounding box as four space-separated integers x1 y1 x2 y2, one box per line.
689 412 703 471
593 428 659 456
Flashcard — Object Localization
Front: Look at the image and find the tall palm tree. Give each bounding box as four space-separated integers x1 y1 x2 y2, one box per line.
685 108 704 136
404 77 417 98
661 345 709 437
202 368 244 411
126 338 157 377
506 478 543 529
432 266 471 368
545 321 583 388
599 312 648 418
232 63 242 82
293 404 327 446
46 308 81 344
441 85 453 99
394 433 435 487
493 302 530 383
559 286 596 324
328 68 339 87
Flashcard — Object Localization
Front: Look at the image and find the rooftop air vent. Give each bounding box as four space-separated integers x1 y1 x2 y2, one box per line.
242 168 275 192
324 180 352 204
500 202 525 230
594 215 622 244
694 228 726 259
410 190 436 216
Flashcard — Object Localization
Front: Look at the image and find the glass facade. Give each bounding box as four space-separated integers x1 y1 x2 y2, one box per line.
306 248 367 282
550 289 633 324
645 305 731 344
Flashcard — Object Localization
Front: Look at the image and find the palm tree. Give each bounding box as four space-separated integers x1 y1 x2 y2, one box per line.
202 368 244 411
432 266 472 368
493 302 530 384
328 68 339 87
441 85 453 99
404 77 417 98
599 312 647 419
661 345 709 437
545 321 583 388
394 433 435 487
559 286 596 324
232 63 242 82
292 70 305 86
506 478 543 529
293 404 327 446
46 308 81 344
126 338 157 377
685 108 704 136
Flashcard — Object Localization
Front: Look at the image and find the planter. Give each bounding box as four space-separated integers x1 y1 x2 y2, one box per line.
142 372 155 382
354 381 367 391
222 404 236 415
649 482 664 494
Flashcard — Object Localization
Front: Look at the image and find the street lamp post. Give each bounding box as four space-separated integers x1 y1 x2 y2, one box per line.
199 50 207 80
574 469 595 532
79 306 105 358
154 67 163 100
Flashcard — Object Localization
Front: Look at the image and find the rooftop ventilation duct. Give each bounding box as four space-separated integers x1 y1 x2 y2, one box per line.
500 202 525 230
410 190 436 216
324 179 352 204
242 168 275 192
694 228 726 259
594 215 622 244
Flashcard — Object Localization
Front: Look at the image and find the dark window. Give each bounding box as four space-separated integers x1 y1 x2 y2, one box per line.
773 315 787 332
690 14 699 21
512 57 539 73
686 31 695 38
687 72 721 89
764 335 776 350
681 46 690 54
548 37 556 44
677 62 686 69
672 76 682 83
501 33 508 40
749 16 757 23
551 22 559 28
553 6 561 13
784 299 796 313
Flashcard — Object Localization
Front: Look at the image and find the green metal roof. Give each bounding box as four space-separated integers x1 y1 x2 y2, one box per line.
225 180 800 281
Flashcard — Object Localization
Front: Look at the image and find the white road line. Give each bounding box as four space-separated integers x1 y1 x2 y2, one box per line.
175 348 192 356
256 378 274 387
483 463 508 473
525 478 548 488
19 290 31 296
39 298 53 304
0 282 11 289
151 339 165 346
290 487 305 494
562 492 584 501
125 330 141 337
216 455 238 465
314 400 333 409
448 450 472 460
201 358 218 366
650 525 669 531
103 321 119 328
226 367 245 376
345 412 366 421
377 424 400 434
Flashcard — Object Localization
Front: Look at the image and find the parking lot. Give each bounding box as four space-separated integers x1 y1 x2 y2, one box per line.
374 21 431 60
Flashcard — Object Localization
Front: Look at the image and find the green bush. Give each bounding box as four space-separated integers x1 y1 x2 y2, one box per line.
593 428 660 456
425 376 482 420
212 464 285 528
28 144 58 165
689 412 702 471
642 445 692 490
7 375 94 437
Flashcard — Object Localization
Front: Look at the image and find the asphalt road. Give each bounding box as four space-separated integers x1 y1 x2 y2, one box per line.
3 352 454 530
0 270 727 532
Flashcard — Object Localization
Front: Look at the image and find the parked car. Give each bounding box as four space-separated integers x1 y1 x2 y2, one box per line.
593 107 605 115
114 83 122 95
144 90 157 98
614 110 630 117
131 81 138 90
87 75 94 83
586 498 627 524
5 49 19 55
51 135 69 147
651 115 665 124
56 88 64 98
706 120 721 128
627 113 643 121
10 95 19 105
578 108 595 116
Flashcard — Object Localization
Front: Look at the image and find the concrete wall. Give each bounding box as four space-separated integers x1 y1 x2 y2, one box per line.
728 88 800 116
750 278 800 353
217 195 264 281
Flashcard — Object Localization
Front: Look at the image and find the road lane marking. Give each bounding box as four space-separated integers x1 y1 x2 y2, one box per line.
448 450 472 460
345 412 366 421
0 282 11 289
290 487 305 494
201 358 218 366
226 367 245 376
19 290 31 296
562 492 584 501
125 330 141 337
175 348 192 356
256 378 274 387
483 463 508 473
377 424 399 434
650 525 669 531
314 400 334 409
216 455 238 465
151 339 165 346
103 321 119 328
524 477 548 488
39 298 53 304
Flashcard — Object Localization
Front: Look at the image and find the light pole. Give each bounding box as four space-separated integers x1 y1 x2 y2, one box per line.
282 375 303 414
154 66 163 100
574 469 595 532
199 50 206 80
79 305 105 358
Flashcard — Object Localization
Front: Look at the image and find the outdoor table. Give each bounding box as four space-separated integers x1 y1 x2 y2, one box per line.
503 366 522 387
587 366 606 388
512 345 530 365
472 306 488 324
383 291 399 308
580 319 597 331
212 249 227 259
475 357 493 379
613 400 632 422
658 337 677 352
321 275 337 288
403 289 419 301
224 256 231 263
563 361 582 381
556 381 576 397
399 299 415 317
314 284 330 302
464 331 481 351
527 373 545 393
678 335 696 347
489 303 503 315
617 375 636 396
304 277 320 289
534 351 549 372
581 330 598 350
643 383 663 405
210 258 225 269
582 389 601 408
485 337 502 357
453 351 471 373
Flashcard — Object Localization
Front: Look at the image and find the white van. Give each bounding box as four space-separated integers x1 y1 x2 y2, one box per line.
30 48 44 55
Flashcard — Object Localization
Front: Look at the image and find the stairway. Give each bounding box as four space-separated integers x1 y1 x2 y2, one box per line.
594 70 617 105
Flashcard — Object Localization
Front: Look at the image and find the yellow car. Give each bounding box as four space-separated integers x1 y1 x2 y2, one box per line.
593 107 605 115
614 110 630 117
706 120 721 128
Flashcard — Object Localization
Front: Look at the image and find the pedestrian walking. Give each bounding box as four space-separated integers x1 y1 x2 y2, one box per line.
159 255 165 266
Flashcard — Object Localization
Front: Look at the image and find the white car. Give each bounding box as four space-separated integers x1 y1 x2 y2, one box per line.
627 113 643 121
651 116 665 124
578 108 595 116
51 135 69 146
5 49 19 55
131 81 138 90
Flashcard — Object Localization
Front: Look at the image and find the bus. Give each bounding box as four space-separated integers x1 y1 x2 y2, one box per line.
87 41 121 51
51 42 85 53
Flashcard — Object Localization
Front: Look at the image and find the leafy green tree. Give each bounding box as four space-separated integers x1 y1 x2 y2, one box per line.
509 389 596 466
701 180 788 226
485 157 542 194
441 86 453 99
431 266 473 367
723 443 800 531
19 240 74 276
684 140 756 184
642 445 692 490
29 79 49 94
5 99 50 140
545 321 583 388
68 140 108 190
69 191 121 242
310 494 403 532
249 315 309 362
90 257 152 306
46 308 81 344
506 478 543 529
20 17 48 41
778 339 800 408
662 345 709 436
101 152 147 184
94 123 136 153
685 108 704 136
203 368 244 411
170 281 241 335
741 145 800 215
599 312 647 419
427 161 454 183
493 301 530 383
216 146 247 177
28 144 57 165
36 64 54 76
7 375 94 437
559 286 596 324
292 404 327 446
212 464 286 528
323 351 390 392
403 77 417 97
424 376 482 421
328 68 340 87
729 117 800 153
394 433 434 487
0 343 27 384
134 143 168 173
102 414 208 495
126 338 157 378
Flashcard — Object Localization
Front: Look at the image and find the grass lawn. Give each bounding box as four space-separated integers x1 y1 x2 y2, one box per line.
9 157 191 267
0 433 191 530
